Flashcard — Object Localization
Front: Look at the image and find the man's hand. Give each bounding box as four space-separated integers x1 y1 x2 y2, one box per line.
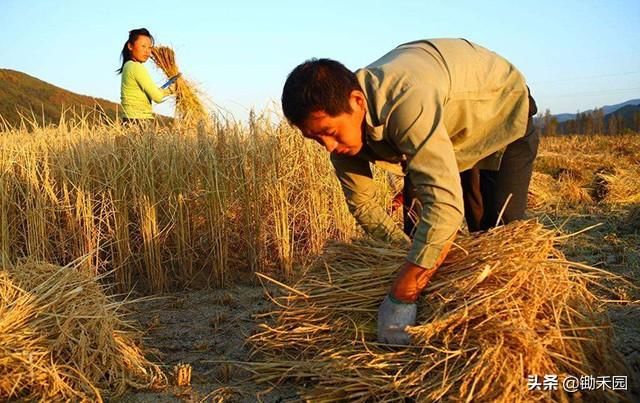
377 239 453 345
377 261 430 346
377 294 416 345
390 261 436 303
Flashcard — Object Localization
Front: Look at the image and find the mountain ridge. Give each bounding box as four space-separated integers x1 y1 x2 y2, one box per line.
554 98 640 122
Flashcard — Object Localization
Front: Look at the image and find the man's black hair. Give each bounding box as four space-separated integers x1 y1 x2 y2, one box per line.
281 58 362 127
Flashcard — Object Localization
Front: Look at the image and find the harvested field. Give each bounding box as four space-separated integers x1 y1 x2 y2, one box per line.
1 119 638 401
246 220 634 402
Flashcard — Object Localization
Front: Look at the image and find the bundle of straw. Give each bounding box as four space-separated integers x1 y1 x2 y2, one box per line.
529 172 593 210
248 220 633 402
595 167 640 206
0 259 165 401
528 172 556 210
151 46 207 123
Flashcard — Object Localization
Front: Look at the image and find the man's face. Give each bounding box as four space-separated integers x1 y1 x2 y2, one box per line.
299 91 367 156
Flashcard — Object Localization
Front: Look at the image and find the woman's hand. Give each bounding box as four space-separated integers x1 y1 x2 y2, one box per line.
164 82 177 96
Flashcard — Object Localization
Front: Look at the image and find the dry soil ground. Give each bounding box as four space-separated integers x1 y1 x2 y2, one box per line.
116 209 640 402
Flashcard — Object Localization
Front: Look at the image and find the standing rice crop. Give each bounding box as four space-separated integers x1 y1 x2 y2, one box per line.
0 116 358 293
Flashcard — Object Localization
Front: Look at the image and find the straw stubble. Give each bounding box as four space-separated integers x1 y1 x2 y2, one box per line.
0 258 165 401
249 220 633 402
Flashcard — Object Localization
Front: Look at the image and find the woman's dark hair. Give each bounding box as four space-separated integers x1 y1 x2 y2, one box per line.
116 28 154 74
281 58 362 127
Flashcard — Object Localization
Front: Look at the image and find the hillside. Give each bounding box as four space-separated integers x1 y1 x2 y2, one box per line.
0 69 120 127
605 103 640 128
554 98 640 122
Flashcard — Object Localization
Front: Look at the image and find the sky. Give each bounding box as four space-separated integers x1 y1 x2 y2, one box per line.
1 0 639 121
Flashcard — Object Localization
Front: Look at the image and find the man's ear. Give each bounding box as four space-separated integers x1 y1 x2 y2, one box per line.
350 90 367 112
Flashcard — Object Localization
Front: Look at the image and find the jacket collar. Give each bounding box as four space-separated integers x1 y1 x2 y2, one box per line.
364 109 385 142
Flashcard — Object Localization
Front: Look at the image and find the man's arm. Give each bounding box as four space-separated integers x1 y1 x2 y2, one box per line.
331 153 409 246
386 86 464 269
377 86 463 345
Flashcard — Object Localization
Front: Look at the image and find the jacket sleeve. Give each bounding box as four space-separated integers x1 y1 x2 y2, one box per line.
386 86 464 268
331 153 410 246
132 63 168 103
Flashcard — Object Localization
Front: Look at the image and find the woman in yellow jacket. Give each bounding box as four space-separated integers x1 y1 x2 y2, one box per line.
117 28 172 122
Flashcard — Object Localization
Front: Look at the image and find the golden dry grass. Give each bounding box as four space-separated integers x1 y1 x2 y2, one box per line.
530 134 640 211
0 116 357 292
1 119 638 294
1 112 638 400
247 220 633 402
595 168 640 206
0 258 165 401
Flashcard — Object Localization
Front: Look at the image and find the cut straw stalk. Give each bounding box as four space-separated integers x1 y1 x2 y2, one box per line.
0 258 165 401
596 168 640 205
150 46 207 123
247 220 633 402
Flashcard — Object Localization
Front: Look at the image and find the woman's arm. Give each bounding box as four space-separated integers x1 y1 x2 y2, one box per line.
132 62 170 103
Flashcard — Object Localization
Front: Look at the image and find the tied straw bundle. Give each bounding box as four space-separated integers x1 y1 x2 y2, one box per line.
151 46 207 124
0 259 165 402
248 220 635 402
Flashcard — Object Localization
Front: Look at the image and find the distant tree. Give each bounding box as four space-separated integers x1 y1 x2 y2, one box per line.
593 108 605 134
542 109 558 136
608 114 618 135
532 113 544 137
575 111 584 133
584 112 594 135
542 109 552 130
549 117 559 136
616 113 625 134
634 111 640 132
542 109 553 135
